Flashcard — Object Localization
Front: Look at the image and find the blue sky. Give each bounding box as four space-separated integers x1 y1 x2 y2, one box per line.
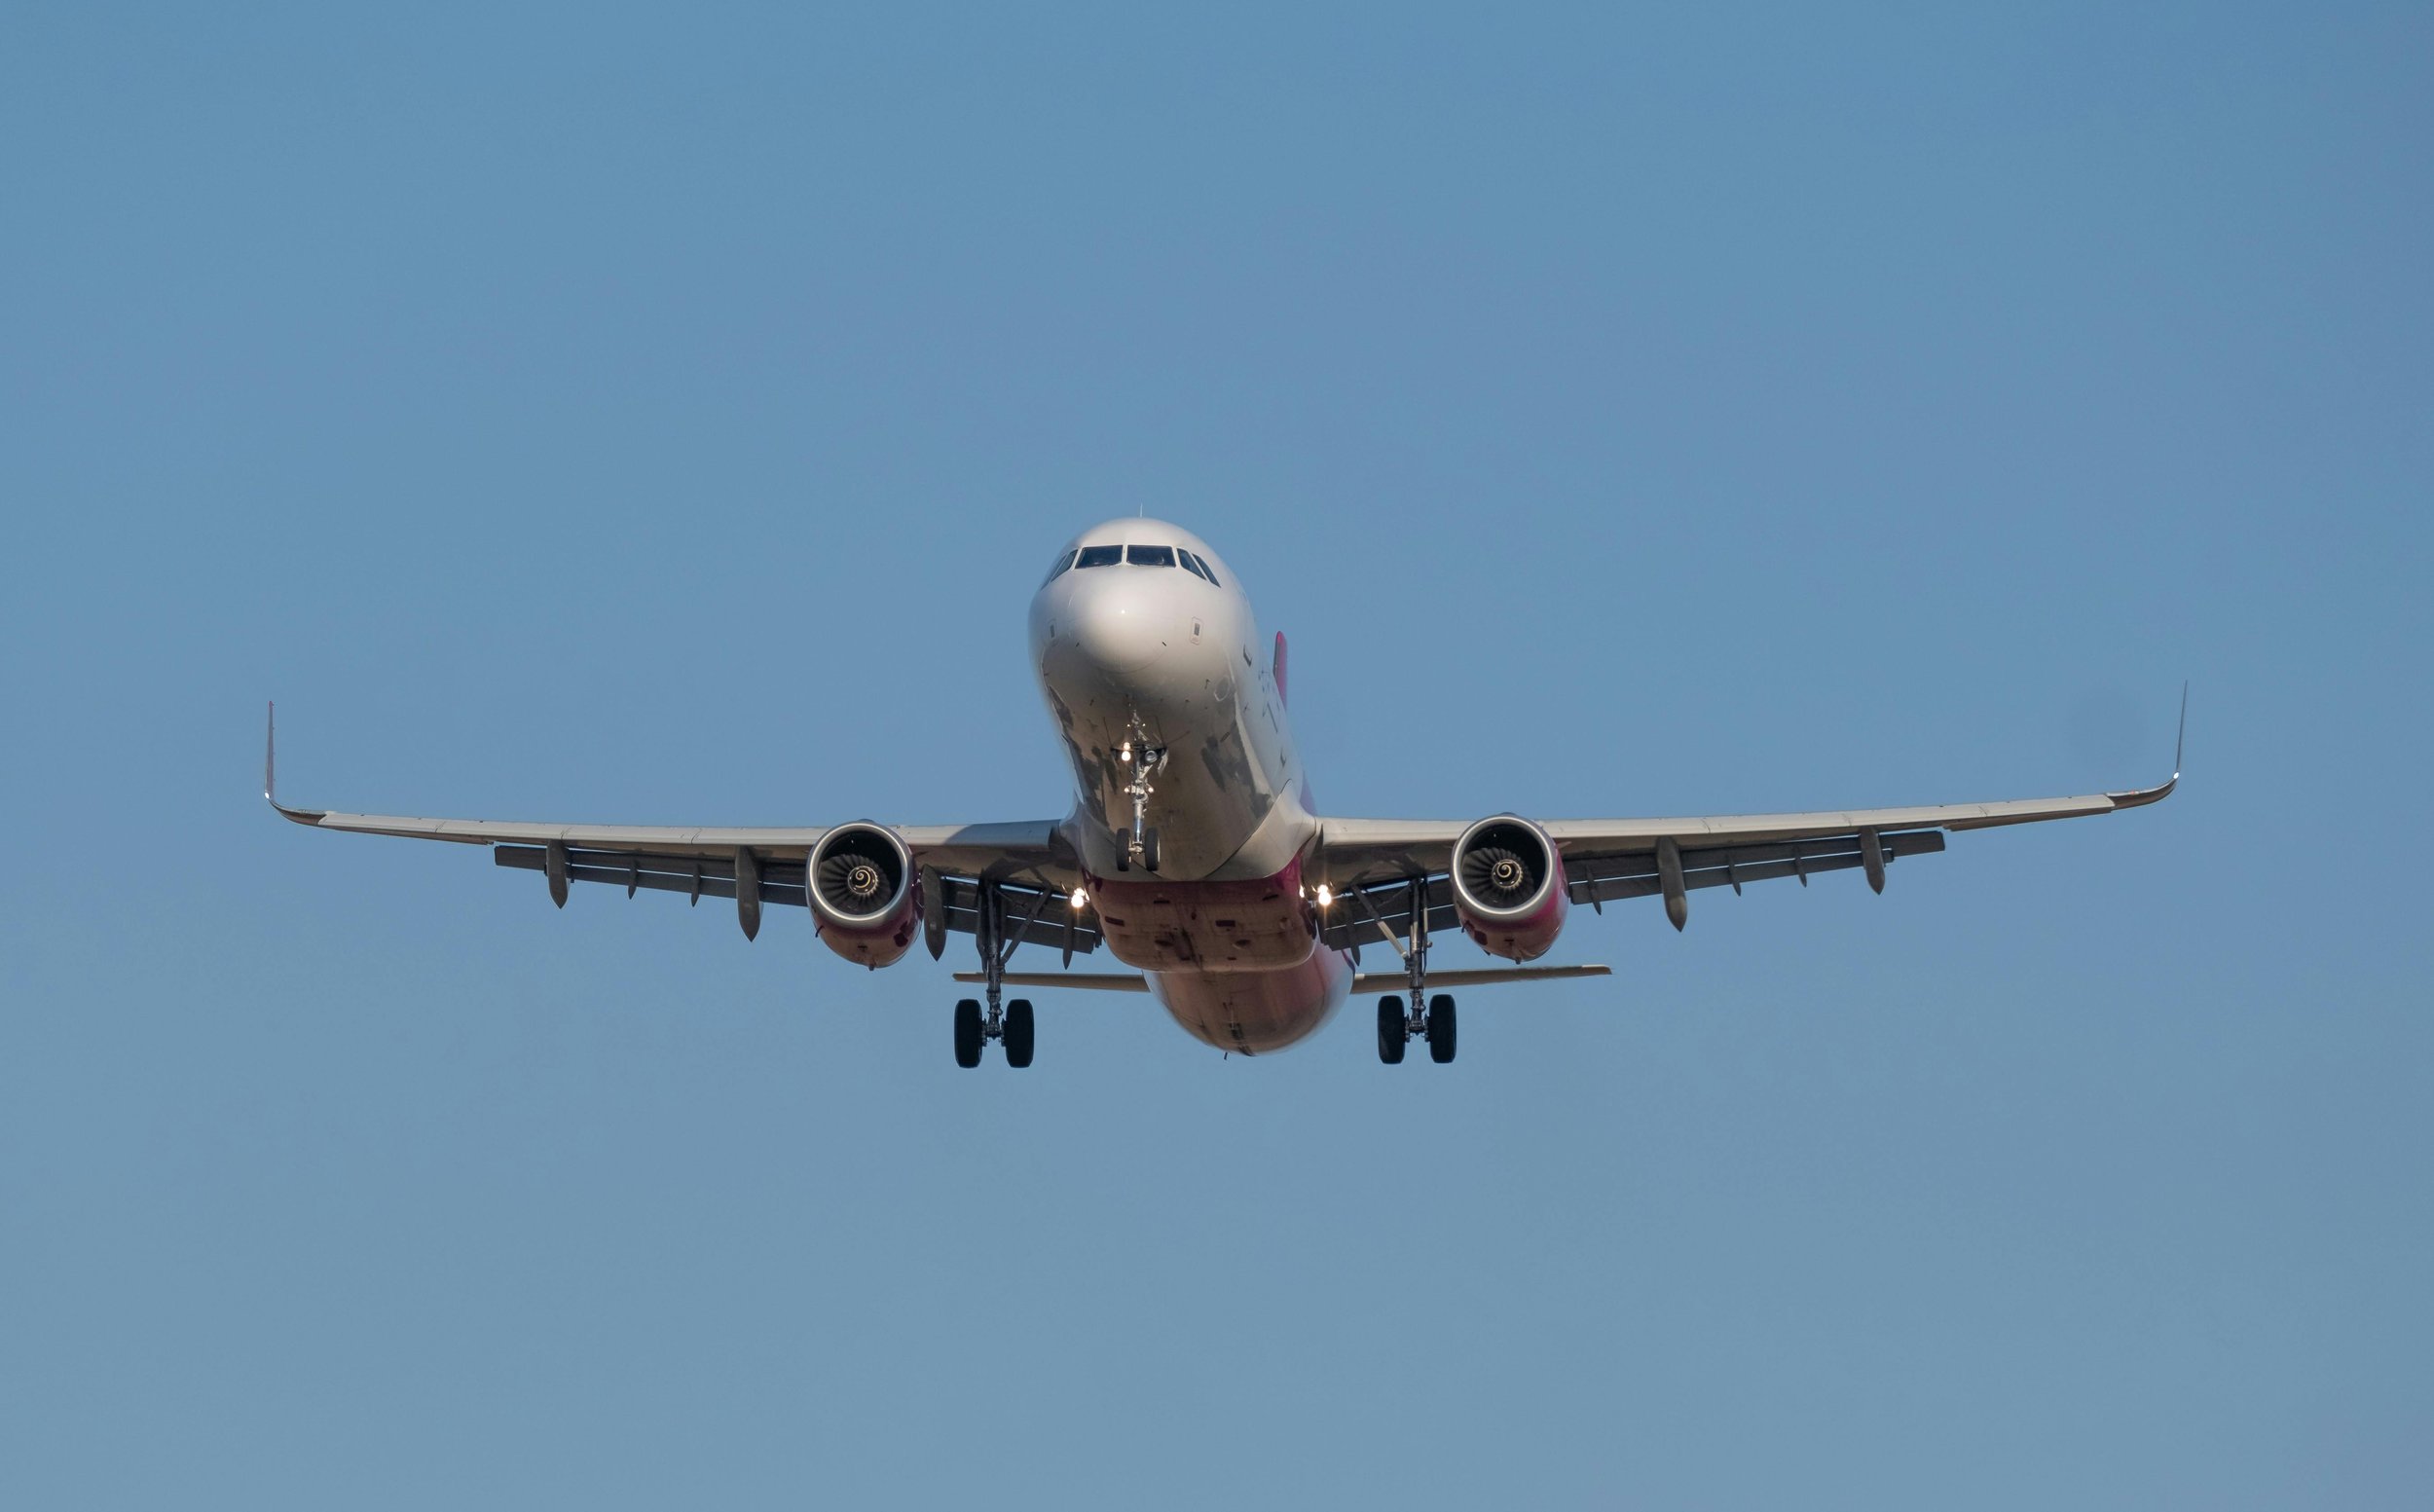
2 3 2428 1506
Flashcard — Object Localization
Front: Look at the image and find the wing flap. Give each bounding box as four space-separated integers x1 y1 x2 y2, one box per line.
495 845 811 906
1315 824 1953 948
1567 829 1946 904
494 846 1101 952
938 875 1103 953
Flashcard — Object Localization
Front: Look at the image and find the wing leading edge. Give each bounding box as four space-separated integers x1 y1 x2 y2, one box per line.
1317 690 2184 941
265 704 1086 946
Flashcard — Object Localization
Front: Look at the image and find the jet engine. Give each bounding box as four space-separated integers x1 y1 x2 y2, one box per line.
1449 814 1569 962
807 823 922 968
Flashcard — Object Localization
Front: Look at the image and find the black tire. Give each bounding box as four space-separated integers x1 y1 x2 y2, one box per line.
1004 998 1035 1068
1427 994 1457 1064
953 999 984 1068
1377 996 1407 1064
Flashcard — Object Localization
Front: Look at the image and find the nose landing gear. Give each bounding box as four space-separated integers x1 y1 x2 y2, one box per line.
1115 715 1166 873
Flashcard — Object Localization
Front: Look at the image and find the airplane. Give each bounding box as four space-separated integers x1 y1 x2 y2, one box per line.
269 518 2182 1067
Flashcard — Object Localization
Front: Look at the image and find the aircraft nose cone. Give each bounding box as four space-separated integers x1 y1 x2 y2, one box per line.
1068 573 1176 677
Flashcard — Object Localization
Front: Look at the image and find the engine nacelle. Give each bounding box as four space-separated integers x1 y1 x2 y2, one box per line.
1449 814 1569 962
807 823 921 968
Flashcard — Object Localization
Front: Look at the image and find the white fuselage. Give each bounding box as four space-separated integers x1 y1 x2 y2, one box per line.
1028 519 1352 1052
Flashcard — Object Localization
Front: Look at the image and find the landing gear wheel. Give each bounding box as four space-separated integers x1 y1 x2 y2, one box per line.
1377 996 1407 1064
953 999 984 1068
1426 994 1457 1064
1004 998 1035 1068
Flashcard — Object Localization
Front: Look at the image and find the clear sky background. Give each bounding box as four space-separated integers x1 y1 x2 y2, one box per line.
3 3 2428 1506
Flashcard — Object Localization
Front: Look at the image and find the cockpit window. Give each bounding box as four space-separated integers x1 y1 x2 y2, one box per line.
1178 552 1209 582
1187 551 1220 586
1075 544 1124 569
1126 544 1177 568
1042 549 1076 586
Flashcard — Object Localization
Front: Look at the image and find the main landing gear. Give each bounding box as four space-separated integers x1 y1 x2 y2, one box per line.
1375 877 1457 1065
955 996 1033 1069
955 878 1044 1068
1376 993 1457 1064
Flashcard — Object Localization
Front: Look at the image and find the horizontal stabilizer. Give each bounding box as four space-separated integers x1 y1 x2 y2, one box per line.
952 964 1613 994
1353 965 1610 991
952 972 1150 992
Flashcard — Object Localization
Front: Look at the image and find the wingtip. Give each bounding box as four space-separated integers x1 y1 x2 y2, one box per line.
264 700 326 825
2105 684 2187 811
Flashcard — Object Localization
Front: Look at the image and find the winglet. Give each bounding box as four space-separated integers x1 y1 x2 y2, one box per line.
2174 681 2188 779
2105 683 2186 811
265 701 326 824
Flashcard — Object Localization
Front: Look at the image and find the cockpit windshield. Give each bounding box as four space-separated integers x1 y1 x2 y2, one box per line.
1061 541 1211 576
1042 549 1076 586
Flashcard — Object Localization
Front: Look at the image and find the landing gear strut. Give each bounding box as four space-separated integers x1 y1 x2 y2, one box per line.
954 879 1046 1068
1116 713 1165 873
1375 876 1456 1064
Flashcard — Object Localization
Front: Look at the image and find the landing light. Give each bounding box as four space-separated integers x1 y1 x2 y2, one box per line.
1315 884 1333 908
1070 887 1088 910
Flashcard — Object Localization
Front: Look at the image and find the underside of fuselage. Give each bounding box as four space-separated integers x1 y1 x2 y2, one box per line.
1149 943 1353 1054
1088 856 1353 1051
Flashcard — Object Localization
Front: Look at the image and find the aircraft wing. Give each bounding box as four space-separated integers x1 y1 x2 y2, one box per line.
264 707 1093 953
1315 698 2182 947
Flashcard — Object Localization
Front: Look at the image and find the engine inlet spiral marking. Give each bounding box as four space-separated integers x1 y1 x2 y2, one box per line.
846 864 883 900
1491 858 1526 892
